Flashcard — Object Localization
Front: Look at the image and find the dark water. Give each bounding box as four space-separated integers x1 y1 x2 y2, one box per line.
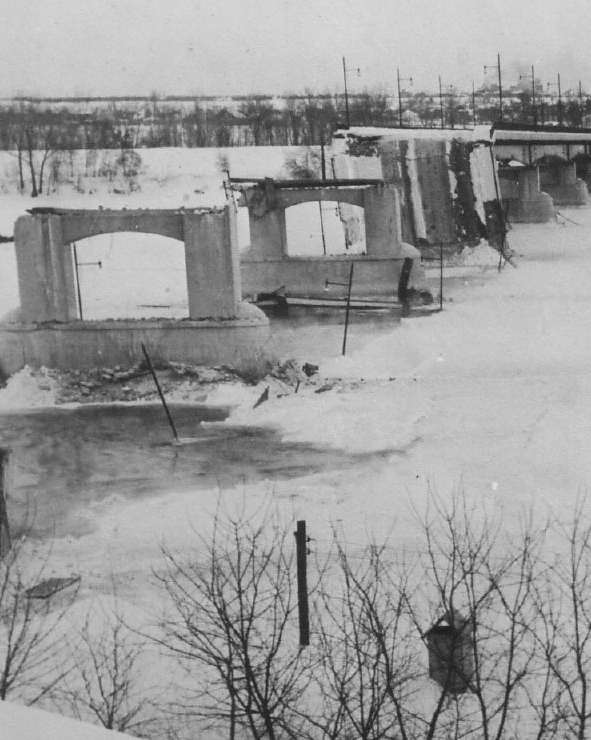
266 306 401 362
0 404 387 539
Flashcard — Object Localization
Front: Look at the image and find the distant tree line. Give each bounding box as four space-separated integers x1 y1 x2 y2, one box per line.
0 90 590 162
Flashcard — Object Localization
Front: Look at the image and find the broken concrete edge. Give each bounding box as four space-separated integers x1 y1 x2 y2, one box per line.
27 205 227 216
240 254 409 263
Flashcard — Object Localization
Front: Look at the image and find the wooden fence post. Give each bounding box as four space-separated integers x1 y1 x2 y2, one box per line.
0 448 11 558
294 520 310 646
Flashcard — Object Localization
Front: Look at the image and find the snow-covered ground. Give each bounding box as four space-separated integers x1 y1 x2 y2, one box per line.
2 148 591 734
2 208 589 576
0 701 135 740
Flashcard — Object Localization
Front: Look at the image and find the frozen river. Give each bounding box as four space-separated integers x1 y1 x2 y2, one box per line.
1 205 590 605
0 400 393 541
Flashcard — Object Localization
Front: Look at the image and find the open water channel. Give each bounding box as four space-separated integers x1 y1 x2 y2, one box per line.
0 266 493 542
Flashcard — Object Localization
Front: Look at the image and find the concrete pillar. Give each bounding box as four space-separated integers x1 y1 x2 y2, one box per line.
537 161 588 207
14 215 77 323
513 167 555 222
553 161 589 205
183 205 241 319
518 167 540 200
247 208 287 259
363 184 402 257
559 161 578 187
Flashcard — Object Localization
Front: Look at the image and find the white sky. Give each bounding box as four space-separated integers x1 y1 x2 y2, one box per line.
1 0 590 97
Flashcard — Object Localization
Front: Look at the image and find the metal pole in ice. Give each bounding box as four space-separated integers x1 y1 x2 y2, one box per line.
342 262 355 356
141 342 179 444
440 242 444 311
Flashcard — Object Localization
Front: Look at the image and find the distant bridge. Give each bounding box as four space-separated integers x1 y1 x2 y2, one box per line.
492 122 591 164
492 123 591 220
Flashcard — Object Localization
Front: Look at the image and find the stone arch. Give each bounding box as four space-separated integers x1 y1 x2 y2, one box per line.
14 206 242 323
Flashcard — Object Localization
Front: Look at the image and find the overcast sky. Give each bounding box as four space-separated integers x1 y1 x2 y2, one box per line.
2 0 590 98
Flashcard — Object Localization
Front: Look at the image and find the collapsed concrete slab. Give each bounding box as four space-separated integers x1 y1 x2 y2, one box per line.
330 127 506 258
0 206 270 375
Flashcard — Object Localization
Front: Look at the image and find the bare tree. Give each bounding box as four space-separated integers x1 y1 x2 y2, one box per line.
0 537 74 704
155 511 312 739
311 538 419 740
530 500 591 739
404 492 545 739
59 607 155 736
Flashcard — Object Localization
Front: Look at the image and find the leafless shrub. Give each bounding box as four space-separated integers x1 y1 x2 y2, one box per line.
310 538 419 740
529 498 591 739
145 492 591 739
404 492 546 739
154 510 313 739
58 606 155 736
0 536 75 704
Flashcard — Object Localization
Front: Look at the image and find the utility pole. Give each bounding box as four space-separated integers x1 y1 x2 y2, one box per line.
520 65 536 124
341 57 360 128
484 52 503 122
498 53 503 121
472 80 477 127
397 67 413 127
547 74 563 125
531 65 536 124
438 76 445 128
294 520 310 647
342 56 350 128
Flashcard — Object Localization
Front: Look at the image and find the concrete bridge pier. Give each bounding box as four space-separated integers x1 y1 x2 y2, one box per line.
14 215 78 323
247 208 287 260
1 206 271 376
542 161 589 206
183 206 242 318
500 166 555 223
363 185 401 257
